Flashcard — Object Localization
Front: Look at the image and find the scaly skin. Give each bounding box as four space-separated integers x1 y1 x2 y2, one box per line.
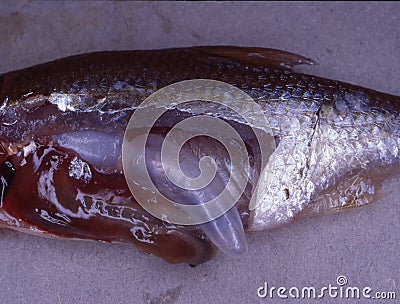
0 47 399 264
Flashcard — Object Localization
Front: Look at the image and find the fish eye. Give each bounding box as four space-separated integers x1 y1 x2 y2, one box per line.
1 160 15 203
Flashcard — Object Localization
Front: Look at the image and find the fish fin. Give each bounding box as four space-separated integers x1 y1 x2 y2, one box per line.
192 46 316 69
295 163 400 219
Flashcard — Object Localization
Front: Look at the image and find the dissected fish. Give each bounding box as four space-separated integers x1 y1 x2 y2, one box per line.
0 46 399 265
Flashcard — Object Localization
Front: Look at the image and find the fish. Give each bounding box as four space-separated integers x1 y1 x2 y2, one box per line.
0 46 399 265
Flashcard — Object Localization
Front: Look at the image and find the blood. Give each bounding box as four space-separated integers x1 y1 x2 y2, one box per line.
1 144 216 265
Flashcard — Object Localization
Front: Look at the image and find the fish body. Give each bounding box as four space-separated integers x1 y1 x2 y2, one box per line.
0 47 399 264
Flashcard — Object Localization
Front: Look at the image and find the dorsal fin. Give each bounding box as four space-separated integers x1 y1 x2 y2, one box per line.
191 46 316 69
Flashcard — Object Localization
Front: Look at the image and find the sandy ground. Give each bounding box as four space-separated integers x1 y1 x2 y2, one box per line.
0 2 399 304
